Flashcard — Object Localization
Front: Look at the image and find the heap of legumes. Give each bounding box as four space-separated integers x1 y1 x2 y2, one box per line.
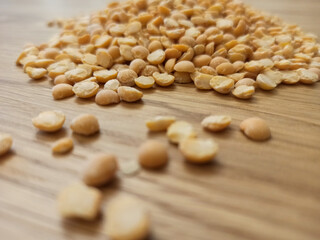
16 0 320 104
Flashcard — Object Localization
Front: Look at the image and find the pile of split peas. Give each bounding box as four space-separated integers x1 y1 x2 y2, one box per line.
4 0 320 239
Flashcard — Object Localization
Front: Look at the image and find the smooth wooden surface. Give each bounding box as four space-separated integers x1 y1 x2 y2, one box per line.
0 0 320 239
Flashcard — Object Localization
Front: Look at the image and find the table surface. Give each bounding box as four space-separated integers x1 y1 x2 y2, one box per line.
0 0 320 239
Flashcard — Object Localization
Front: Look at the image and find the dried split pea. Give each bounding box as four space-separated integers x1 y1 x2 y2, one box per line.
140 65 159 76
201 115 232 132
65 68 89 82
234 78 257 88
210 76 234 94
131 46 149 59
167 121 196 144
32 110 65 132
174 61 195 73
57 182 102 220
138 140 168 169
216 62 235 75
118 86 143 102
297 68 319 84
210 57 229 69
52 83 74 100
256 73 277 90
96 49 113 68
0 133 13 156
179 138 218 164
232 85 255 99
134 76 155 89
147 49 165 64
153 72 175 87
70 114 99 136
174 72 192 83
194 73 213 90
82 153 118 187
129 59 147 75
26 67 47 80
117 69 138 86
95 90 120 105
281 71 300 85
52 137 73 154
93 69 118 83
309 68 320 80
54 74 73 85
240 117 271 141
81 53 97 65
104 79 120 92
104 196 150 240
72 81 99 98
164 58 176 73
146 116 176 132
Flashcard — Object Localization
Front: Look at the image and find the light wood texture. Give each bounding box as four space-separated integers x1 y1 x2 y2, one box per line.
0 0 320 239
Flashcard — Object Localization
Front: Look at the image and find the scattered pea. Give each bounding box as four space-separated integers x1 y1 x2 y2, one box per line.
52 137 73 154
138 140 168 169
104 196 150 240
134 76 155 89
95 89 120 105
32 110 65 132
82 153 118 187
52 83 74 100
73 81 99 98
146 116 176 131
232 85 255 99
104 79 120 92
240 117 271 141
167 121 196 144
179 138 219 164
118 86 143 102
70 114 99 136
201 115 232 132
117 69 137 86
57 182 102 220
153 72 175 87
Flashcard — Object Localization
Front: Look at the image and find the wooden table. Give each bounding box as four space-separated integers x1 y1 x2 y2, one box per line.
0 0 319 239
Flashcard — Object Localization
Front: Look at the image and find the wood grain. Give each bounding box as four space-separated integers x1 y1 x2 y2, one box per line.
0 0 320 239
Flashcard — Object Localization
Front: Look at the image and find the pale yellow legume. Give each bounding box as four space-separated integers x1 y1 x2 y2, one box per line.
153 72 175 87
179 138 219 164
167 121 196 144
147 49 165 64
52 83 74 100
104 79 120 92
82 153 118 187
117 86 143 102
104 196 150 240
138 140 168 169
32 110 65 132
210 76 234 94
95 89 120 105
52 137 73 154
73 81 99 98
134 76 155 89
57 182 102 220
117 69 137 86
232 85 255 99
94 69 118 83
174 61 195 73
70 114 100 136
240 117 271 141
146 116 176 131
201 115 232 132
